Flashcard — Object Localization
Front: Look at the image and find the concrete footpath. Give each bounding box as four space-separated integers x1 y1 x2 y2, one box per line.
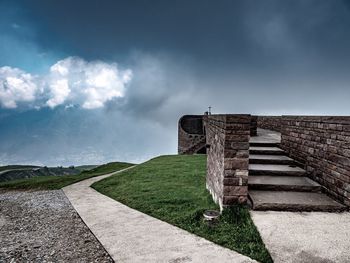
251 211 350 263
63 168 256 263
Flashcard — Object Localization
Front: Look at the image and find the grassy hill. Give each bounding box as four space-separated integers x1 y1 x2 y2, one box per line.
92 155 272 263
0 166 80 182
0 164 101 183
75 165 99 171
0 165 40 172
0 162 134 190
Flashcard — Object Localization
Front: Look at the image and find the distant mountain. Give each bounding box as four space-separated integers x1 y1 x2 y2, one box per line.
75 165 99 171
0 165 97 182
0 165 41 172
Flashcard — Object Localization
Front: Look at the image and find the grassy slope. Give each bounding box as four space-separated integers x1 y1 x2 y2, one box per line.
92 155 272 263
0 162 134 190
75 165 99 172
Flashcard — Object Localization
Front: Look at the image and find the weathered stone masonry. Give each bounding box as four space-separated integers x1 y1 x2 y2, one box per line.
178 114 257 155
179 114 350 208
204 114 250 210
257 116 282 132
250 115 258 136
281 116 350 206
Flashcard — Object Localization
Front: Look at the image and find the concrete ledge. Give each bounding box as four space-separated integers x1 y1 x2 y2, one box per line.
251 210 350 262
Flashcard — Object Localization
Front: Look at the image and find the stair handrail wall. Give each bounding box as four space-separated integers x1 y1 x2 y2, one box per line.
279 116 350 207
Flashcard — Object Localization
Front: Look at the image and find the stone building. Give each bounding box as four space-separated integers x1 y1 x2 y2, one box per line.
178 114 349 212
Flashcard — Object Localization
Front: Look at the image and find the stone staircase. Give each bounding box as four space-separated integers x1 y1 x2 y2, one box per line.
248 140 347 212
183 136 206 154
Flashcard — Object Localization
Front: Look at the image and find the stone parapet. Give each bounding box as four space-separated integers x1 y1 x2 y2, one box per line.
281 116 350 206
257 116 282 132
250 115 258 136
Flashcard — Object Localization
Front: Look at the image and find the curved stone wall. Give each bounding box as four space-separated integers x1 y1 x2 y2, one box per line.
178 115 206 154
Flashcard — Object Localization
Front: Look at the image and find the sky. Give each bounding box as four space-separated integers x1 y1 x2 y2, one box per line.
1 0 350 166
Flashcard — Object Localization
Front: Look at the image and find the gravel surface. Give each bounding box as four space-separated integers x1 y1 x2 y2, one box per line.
0 189 113 262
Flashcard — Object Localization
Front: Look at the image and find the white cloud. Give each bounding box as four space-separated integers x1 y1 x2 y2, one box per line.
46 78 70 108
0 66 39 108
46 57 132 109
0 57 133 109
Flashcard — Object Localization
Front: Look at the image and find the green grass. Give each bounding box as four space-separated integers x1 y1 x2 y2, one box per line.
75 165 99 171
92 155 272 263
0 162 134 190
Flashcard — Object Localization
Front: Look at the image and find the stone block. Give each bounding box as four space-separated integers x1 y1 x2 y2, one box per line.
224 158 249 170
230 142 249 150
236 150 249 158
225 134 250 142
224 170 235 177
223 186 248 196
224 149 249 158
223 195 247 205
223 177 248 186
235 169 249 178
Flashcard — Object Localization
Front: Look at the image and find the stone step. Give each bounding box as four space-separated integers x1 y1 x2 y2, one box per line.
249 154 295 165
249 146 285 155
249 164 306 176
248 176 322 192
249 142 280 147
249 190 347 212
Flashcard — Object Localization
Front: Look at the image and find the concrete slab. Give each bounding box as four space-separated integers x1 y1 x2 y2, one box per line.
250 128 281 144
251 211 350 263
249 191 347 212
249 155 293 161
249 146 283 152
63 168 256 263
249 147 285 155
248 176 321 192
249 164 306 176
249 154 294 165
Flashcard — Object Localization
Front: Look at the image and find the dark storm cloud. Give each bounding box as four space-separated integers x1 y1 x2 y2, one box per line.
1 0 350 165
20 0 350 115
21 0 350 66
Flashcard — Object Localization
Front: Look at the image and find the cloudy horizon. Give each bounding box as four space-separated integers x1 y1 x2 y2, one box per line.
1 0 350 166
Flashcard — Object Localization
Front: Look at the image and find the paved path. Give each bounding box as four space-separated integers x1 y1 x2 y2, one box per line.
63 168 256 263
250 128 281 144
251 211 350 263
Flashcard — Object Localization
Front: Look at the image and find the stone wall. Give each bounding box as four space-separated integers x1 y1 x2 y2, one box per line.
257 116 282 132
281 116 350 206
205 114 250 210
250 115 258 136
178 115 206 154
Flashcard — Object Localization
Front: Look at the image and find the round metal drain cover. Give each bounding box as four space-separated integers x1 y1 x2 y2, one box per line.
203 210 220 220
